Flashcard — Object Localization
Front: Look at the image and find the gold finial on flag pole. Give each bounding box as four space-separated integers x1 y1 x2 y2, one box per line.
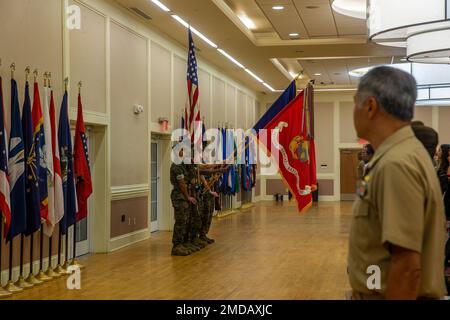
25 66 30 82
44 72 48 87
10 63 15 79
64 77 69 91
78 81 82 95
48 72 52 89
33 69 38 83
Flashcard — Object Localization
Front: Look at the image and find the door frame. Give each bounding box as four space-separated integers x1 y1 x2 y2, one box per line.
150 139 162 232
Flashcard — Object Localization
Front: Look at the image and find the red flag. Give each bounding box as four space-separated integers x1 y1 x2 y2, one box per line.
259 89 317 214
73 93 92 221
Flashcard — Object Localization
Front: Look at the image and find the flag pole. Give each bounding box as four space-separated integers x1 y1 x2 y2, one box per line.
0 219 12 298
13 67 34 290
25 231 43 285
35 225 52 281
3 237 23 293
44 72 61 279
14 234 33 289
71 81 85 270
62 232 70 270
3 63 22 293
54 226 68 275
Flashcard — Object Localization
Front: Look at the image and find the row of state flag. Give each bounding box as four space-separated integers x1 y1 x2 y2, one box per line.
0 75 92 242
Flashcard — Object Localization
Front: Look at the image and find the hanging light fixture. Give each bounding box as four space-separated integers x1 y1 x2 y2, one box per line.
368 0 450 63
332 0 367 20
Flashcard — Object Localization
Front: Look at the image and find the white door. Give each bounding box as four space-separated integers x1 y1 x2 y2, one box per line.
150 141 161 232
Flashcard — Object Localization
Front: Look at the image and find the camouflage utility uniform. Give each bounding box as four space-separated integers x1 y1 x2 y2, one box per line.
199 176 216 244
185 164 208 250
170 163 193 256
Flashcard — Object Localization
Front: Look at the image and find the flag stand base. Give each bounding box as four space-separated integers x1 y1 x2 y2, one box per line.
70 259 85 270
35 270 52 282
26 273 44 285
14 276 33 289
46 268 62 278
54 264 69 276
0 287 12 298
3 281 23 293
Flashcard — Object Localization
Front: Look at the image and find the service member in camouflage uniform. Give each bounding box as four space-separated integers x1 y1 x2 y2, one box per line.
199 170 219 243
184 163 209 251
170 150 199 256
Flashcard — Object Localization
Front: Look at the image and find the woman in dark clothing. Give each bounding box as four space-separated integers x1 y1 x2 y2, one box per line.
438 144 450 292
438 144 450 218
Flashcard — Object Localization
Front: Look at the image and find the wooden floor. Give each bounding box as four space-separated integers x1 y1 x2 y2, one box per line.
7 201 352 300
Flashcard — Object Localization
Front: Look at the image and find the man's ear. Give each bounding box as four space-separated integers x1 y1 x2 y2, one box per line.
366 97 378 119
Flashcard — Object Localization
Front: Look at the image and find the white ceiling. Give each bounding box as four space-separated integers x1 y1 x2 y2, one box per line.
113 0 405 92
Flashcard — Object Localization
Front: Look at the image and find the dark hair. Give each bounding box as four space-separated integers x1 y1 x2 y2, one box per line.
365 144 375 156
411 125 439 159
357 66 417 121
440 144 450 173
411 120 425 126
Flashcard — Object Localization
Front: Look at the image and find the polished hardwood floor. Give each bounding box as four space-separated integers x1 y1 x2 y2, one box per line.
7 201 353 300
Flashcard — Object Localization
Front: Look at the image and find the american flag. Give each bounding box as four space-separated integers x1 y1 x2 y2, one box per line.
0 77 11 238
186 28 201 140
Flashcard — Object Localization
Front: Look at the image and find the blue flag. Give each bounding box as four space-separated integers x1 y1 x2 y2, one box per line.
7 79 27 241
253 80 296 132
58 91 77 234
22 81 41 235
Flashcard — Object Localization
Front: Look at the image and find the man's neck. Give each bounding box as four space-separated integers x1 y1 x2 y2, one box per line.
367 121 409 151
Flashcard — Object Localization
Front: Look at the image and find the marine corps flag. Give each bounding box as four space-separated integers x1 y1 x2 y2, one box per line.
256 83 317 214
73 93 92 222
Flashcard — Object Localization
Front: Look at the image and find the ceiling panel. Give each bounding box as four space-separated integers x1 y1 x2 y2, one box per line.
256 1 309 40
293 0 337 37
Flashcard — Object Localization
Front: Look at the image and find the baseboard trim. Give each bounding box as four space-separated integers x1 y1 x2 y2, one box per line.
1 254 63 287
109 229 150 252
318 195 339 202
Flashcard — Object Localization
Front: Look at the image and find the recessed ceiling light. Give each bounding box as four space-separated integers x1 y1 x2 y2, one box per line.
263 83 276 92
289 33 299 37
238 14 256 30
272 5 285 10
245 69 264 83
314 73 322 76
217 49 245 69
171 15 218 48
150 0 170 12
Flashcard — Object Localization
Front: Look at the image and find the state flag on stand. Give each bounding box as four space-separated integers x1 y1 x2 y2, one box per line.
23 81 41 235
42 85 57 236
0 77 11 237
32 81 48 221
73 93 92 222
58 90 77 234
7 79 26 241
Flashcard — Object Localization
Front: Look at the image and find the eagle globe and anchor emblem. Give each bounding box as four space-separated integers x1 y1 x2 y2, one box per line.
289 135 310 164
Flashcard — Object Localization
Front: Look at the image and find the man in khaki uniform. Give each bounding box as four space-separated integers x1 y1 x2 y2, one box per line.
349 66 447 300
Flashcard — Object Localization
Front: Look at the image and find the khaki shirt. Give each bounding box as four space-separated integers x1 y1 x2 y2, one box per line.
348 126 447 299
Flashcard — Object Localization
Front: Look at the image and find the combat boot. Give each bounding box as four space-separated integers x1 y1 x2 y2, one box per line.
200 235 215 244
184 242 199 252
171 244 191 256
192 237 208 248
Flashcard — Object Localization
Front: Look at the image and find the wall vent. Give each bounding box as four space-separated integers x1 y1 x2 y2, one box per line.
130 7 152 20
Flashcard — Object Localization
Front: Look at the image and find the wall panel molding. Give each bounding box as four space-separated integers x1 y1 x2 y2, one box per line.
111 184 150 201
